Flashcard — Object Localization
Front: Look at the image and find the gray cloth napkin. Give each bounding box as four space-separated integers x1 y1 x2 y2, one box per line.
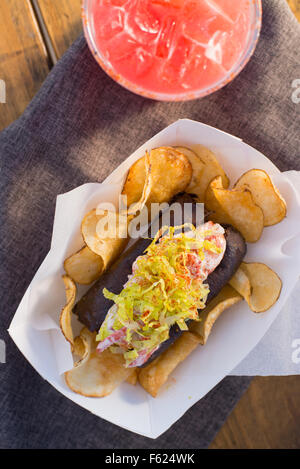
0 0 299 449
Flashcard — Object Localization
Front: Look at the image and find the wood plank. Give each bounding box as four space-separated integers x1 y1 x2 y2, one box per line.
287 0 300 22
210 376 300 449
37 0 82 60
0 0 50 130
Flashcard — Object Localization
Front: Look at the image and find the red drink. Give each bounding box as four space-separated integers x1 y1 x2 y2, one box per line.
83 0 261 100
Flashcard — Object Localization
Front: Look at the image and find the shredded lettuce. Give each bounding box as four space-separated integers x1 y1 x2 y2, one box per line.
96 321 110 341
98 224 222 366
124 349 138 361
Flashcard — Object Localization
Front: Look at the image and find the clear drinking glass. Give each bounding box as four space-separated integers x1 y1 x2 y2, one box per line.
82 0 262 101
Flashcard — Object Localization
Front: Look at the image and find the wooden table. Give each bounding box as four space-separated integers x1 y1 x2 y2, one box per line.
0 0 299 449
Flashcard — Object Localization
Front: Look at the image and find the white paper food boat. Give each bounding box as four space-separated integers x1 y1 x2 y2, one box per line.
9 119 300 438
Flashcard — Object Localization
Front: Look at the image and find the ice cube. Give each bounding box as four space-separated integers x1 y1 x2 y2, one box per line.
207 0 245 23
160 35 195 85
124 0 161 43
205 30 226 65
94 4 124 40
182 0 232 46
155 16 177 59
185 49 226 90
205 0 234 24
134 47 154 76
104 33 138 62
159 34 226 91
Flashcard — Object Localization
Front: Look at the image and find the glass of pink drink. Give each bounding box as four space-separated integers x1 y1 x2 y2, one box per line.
82 0 262 101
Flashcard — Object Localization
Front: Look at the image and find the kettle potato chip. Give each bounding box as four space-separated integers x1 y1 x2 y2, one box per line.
81 209 129 268
189 145 230 202
240 262 282 313
174 146 205 195
60 275 77 346
126 369 139 386
122 146 192 207
205 176 264 242
230 262 282 313
65 328 133 397
138 332 200 398
233 169 287 226
64 246 104 285
229 267 252 304
190 285 242 344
